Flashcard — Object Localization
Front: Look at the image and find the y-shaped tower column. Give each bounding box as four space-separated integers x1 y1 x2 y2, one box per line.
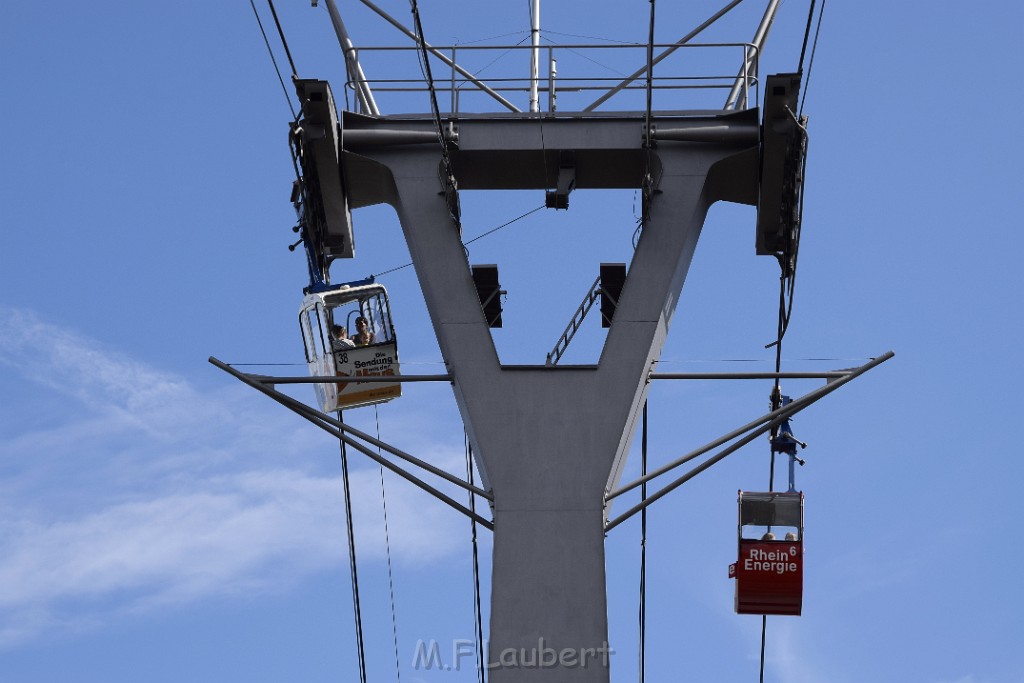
336 107 759 682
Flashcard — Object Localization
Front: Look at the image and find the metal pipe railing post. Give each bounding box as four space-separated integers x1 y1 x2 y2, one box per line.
529 0 541 113
548 47 557 113
725 0 778 109
324 0 380 115
742 44 750 109
450 45 457 115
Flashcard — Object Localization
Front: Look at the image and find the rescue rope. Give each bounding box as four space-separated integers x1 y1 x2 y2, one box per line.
466 433 487 683
375 405 403 683
638 402 648 683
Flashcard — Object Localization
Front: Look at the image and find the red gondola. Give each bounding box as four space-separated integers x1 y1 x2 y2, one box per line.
729 490 804 616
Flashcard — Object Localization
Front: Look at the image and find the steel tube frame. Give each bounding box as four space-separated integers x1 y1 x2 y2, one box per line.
605 351 894 530
338 42 763 104
649 370 852 380
606 416 764 531
323 0 380 115
230 370 850 383
724 0 779 109
355 0 522 113
211 357 495 509
583 0 746 111
607 351 894 503
247 373 453 384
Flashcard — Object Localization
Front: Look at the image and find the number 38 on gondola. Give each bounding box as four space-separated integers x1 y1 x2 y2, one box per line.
298 278 401 411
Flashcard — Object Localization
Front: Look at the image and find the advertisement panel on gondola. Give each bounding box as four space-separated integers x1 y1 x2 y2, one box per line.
332 342 401 408
730 538 803 615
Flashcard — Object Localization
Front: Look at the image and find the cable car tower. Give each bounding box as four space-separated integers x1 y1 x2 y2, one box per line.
214 1 893 681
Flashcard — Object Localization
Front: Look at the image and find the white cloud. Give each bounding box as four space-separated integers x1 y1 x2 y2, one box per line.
0 306 469 647
765 618 836 683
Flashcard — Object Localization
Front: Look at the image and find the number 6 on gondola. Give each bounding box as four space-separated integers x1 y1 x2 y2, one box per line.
298 278 401 411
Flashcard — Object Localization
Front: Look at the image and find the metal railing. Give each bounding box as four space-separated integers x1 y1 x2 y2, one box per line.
336 42 761 115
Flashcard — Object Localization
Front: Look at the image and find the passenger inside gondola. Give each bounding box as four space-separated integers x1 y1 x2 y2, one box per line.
332 325 355 349
353 316 375 346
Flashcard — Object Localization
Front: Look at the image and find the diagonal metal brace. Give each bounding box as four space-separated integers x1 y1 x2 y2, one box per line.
584 0 746 111
355 0 521 113
604 351 894 531
210 357 494 529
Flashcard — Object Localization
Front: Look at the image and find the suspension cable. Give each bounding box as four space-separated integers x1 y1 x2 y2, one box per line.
638 0 658 242
759 614 768 683
466 434 486 683
760 93 808 673
375 405 403 683
760 213 788 683
408 0 444 143
758 104 810 672
408 0 461 230
797 0 817 74
266 0 298 78
337 409 368 683
248 0 297 118
799 0 828 115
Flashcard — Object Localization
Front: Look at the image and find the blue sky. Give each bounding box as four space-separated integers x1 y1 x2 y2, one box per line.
1 1 1022 682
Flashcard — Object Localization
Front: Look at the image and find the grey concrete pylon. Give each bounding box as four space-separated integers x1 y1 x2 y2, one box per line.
340 111 758 682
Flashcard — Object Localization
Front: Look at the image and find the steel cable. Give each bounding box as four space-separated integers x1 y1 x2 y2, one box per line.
337 409 368 683
266 0 298 77
466 434 486 683
248 0 297 118
639 402 648 683
799 0 827 114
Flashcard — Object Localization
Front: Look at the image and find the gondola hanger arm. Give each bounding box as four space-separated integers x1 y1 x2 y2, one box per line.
604 351 893 531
